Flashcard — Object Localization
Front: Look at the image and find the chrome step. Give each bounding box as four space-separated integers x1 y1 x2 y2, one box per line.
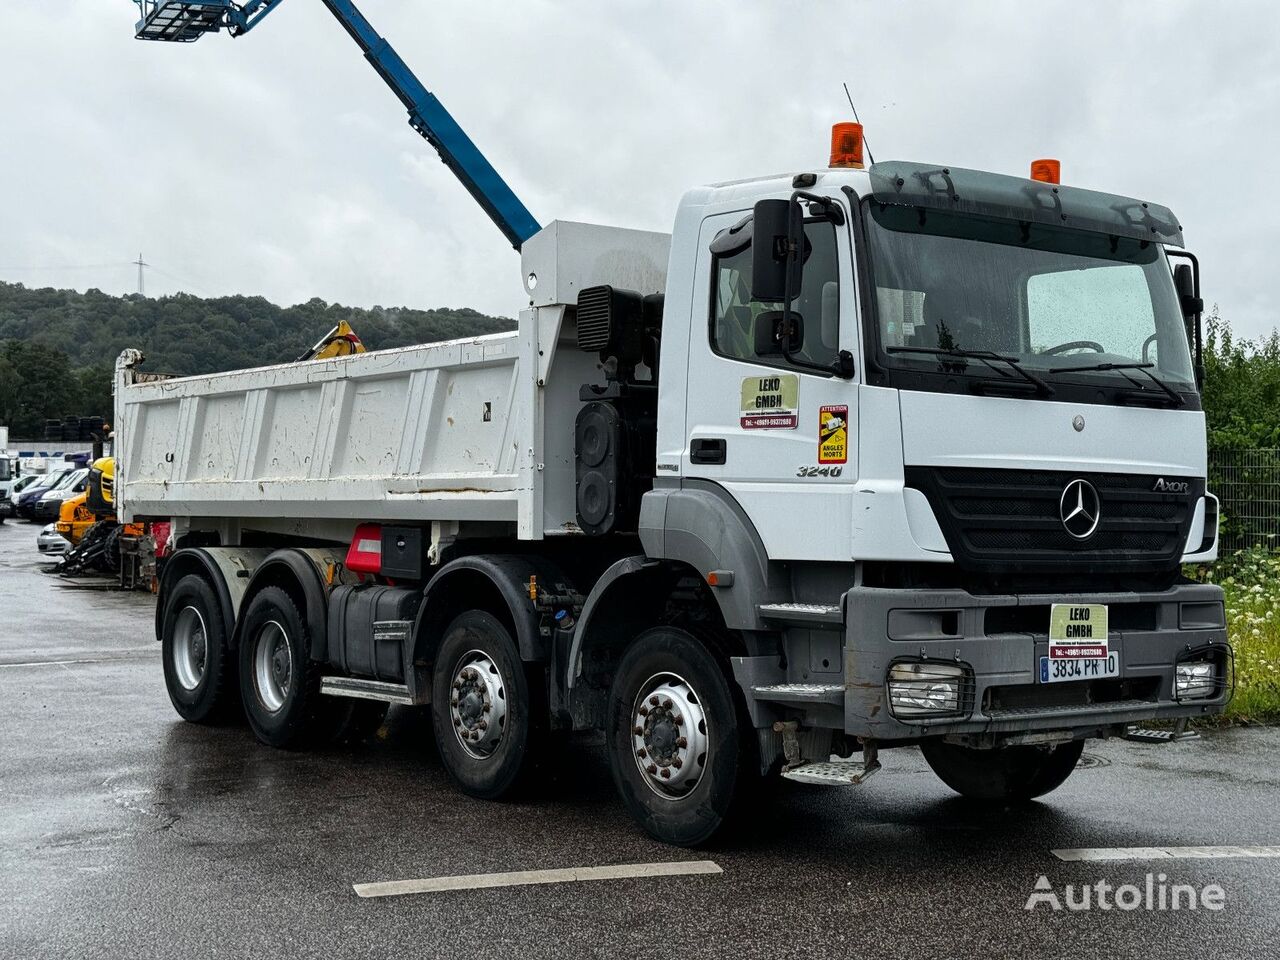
320 676 415 706
781 758 881 786
757 602 843 627
752 682 844 707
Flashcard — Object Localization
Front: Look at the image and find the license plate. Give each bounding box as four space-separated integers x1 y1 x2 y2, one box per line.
1040 652 1119 683
1041 602 1115 683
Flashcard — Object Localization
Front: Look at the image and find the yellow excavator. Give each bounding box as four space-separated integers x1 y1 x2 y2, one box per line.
56 457 145 575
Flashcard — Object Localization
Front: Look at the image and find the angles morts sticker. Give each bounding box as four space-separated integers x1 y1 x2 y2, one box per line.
740 374 798 430
818 404 849 464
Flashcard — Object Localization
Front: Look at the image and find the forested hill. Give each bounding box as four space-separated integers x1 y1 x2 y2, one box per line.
0 281 514 437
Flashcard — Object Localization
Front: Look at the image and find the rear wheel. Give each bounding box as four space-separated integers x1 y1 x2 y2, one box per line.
607 626 756 846
238 586 332 749
431 610 543 799
161 574 237 724
921 738 1085 801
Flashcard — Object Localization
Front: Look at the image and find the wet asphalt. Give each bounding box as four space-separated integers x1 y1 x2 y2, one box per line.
1 519 1278 960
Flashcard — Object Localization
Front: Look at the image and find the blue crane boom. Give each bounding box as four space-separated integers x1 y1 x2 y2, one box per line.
132 0 542 250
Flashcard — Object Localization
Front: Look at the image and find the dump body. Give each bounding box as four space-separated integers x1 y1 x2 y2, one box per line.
114 221 670 541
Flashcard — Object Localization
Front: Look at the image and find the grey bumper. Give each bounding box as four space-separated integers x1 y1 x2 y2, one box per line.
843 581 1230 741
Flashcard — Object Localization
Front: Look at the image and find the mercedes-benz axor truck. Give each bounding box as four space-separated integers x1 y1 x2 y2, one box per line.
115 127 1229 844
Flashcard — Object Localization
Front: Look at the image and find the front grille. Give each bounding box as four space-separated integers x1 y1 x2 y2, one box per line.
906 466 1202 574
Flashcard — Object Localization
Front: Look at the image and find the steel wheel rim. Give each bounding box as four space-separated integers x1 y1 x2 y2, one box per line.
631 671 710 801
171 605 208 692
252 620 292 714
449 649 508 760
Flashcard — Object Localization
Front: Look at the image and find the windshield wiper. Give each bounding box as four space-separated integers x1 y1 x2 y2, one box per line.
886 345 1055 397
1051 361 1186 407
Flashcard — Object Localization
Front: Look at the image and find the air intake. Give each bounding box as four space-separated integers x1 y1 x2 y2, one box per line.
576 285 646 366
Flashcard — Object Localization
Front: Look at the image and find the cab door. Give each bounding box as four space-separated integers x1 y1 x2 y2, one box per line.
681 198 860 561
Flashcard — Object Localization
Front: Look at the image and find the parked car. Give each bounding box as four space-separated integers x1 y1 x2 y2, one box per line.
32 468 89 522
14 468 74 520
36 523 70 557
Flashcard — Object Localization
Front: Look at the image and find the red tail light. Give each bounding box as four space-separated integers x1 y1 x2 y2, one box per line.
345 523 383 575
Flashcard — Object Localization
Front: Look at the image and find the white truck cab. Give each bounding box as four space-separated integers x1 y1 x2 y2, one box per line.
118 133 1229 845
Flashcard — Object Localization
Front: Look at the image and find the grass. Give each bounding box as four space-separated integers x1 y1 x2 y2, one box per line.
1188 547 1280 723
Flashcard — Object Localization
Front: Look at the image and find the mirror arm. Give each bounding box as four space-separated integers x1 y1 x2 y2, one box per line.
1168 249 1205 388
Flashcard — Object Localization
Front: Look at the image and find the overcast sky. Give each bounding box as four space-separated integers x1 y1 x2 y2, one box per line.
2 1 1277 339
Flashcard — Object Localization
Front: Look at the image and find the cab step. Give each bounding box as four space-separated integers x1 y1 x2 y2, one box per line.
1123 725 1201 743
781 758 881 786
320 676 415 706
757 602 843 627
751 683 844 707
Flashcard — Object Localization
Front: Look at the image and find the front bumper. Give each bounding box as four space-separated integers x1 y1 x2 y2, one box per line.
844 581 1230 741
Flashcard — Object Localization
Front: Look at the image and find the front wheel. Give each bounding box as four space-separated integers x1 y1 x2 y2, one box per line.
921 738 1085 801
607 626 756 846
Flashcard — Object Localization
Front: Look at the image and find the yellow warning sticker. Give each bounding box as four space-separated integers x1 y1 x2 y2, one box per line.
740 374 799 430
818 404 848 464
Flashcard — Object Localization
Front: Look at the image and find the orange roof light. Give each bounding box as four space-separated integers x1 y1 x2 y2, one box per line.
829 122 865 169
1030 158 1061 184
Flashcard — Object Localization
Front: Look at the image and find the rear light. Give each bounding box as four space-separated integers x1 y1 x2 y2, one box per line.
345 523 383 575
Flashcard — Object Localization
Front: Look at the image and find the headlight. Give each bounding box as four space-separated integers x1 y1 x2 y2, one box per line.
1175 661 1217 700
888 661 968 719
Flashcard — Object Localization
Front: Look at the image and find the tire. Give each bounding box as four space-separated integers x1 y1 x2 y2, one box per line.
160 573 237 724
238 586 331 749
921 738 1085 801
430 610 544 800
607 626 756 847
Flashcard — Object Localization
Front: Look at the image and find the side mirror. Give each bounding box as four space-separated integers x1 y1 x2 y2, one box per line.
1173 263 1203 317
754 310 803 356
750 199 803 302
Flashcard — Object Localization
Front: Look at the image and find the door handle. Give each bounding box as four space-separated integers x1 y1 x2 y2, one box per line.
690 438 727 465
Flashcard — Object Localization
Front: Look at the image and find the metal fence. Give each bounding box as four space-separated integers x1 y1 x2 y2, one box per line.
1209 448 1280 553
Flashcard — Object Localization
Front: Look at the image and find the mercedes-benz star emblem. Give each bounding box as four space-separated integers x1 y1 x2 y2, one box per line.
1060 479 1101 540
1072 415 1086 432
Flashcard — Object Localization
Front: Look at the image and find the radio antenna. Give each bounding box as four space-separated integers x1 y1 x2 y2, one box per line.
842 82 876 166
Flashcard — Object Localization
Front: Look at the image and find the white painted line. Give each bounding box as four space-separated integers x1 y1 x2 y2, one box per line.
1053 845 1280 862
353 860 723 899
0 654 152 669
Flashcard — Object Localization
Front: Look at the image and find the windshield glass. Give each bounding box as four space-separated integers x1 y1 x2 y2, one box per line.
866 203 1195 388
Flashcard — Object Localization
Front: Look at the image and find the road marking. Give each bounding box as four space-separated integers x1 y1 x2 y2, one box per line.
0 653 154 668
1053 846 1280 862
353 860 723 899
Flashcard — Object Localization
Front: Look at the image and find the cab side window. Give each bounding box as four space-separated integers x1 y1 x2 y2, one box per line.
711 221 840 369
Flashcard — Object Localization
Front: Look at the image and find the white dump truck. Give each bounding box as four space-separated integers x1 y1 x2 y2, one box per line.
123 2 1230 845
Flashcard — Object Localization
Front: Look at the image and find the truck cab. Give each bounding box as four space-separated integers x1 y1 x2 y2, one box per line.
627 151 1223 759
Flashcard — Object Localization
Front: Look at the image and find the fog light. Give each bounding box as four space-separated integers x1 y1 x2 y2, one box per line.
1175 661 1216 700
888 662 965 718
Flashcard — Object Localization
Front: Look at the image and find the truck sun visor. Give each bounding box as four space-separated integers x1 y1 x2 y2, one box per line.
868 160 1184 247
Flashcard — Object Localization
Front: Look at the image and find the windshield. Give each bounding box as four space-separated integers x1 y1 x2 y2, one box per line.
865 203 1196 393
